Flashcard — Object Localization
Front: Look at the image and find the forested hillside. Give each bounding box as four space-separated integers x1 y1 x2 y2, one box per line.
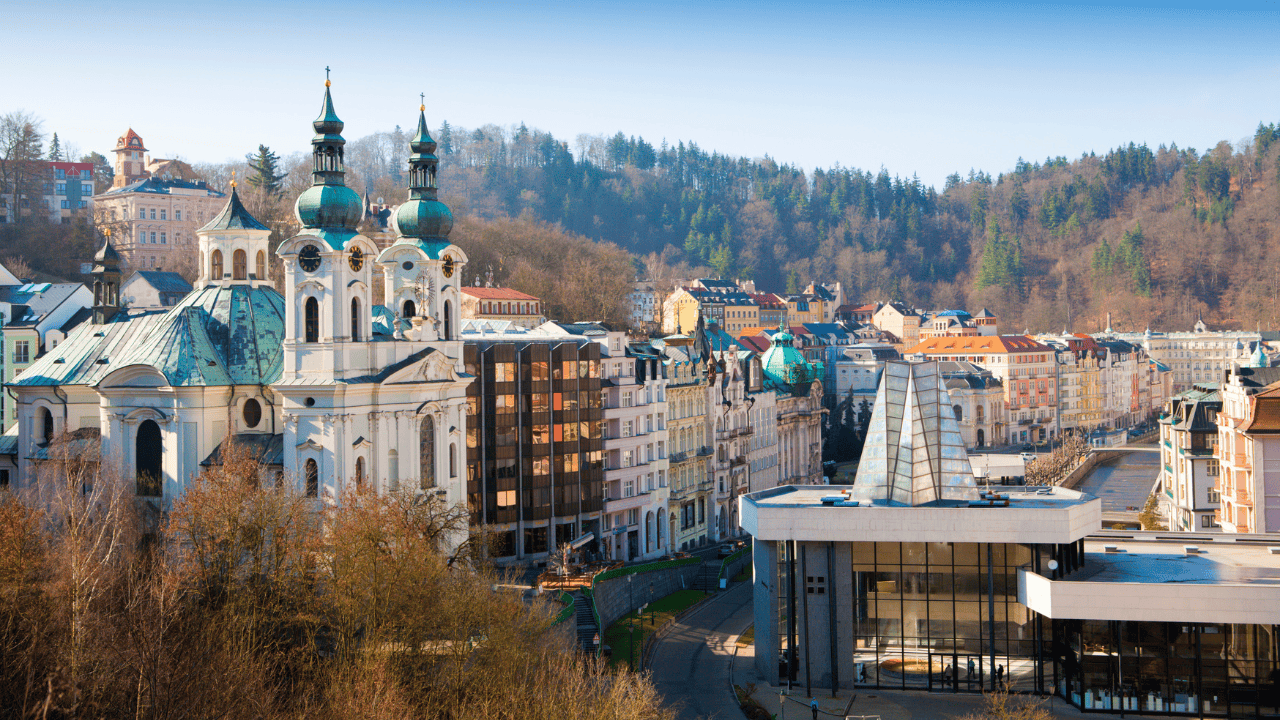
339 120 1280 333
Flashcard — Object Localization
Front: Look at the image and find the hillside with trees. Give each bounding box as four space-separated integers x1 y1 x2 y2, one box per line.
343 120 1280 333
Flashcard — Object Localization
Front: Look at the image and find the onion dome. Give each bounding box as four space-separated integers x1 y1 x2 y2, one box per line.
394 104 453 242
293 74 364 240
1250 343 1269 368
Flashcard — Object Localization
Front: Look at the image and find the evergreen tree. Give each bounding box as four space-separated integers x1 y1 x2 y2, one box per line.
437 121 454 155
786 269 802 294
46 133 61 162
245 145 287 196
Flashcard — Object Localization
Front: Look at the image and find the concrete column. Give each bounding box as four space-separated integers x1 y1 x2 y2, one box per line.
753 539 780 685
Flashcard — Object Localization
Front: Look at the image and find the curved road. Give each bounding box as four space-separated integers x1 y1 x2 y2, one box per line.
649 581 754 720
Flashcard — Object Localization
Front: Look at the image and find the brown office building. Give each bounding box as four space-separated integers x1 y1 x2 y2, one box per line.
464 336 605 562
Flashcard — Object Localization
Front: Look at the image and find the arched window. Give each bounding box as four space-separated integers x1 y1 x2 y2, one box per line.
976 405 984 424
354 457 365 491
420 416 436 489
977 428 985 447
403 299 416 318
232 249 247 280
443 300 452 339
350 298 361 342
304 458 318 497
39 407 53 446
255 250 266 280
304 297 319 343
210 249 223 280
953 405 963 422
449 442 457 478
136 419 162 497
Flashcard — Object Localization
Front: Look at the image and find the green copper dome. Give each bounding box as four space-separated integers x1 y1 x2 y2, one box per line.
393 109 452 243
293 81 364 244
761 326 820 394
1250 343 1269 368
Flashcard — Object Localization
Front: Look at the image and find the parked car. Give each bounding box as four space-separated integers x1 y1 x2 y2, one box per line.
717 544 736 558
1021 452 1037 463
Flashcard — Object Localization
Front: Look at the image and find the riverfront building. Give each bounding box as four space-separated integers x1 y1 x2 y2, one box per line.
742 360 1280 718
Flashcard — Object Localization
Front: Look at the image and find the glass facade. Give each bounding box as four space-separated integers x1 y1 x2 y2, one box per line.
769 539 1280 718
464 340 604 561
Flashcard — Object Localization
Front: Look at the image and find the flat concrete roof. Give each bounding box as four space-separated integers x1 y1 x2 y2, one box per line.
1019 532 1280 625
740 484 1100 545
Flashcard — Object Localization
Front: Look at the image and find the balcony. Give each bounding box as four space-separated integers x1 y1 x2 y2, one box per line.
669 450 689 464
696 446 714 457
1237 489 1253 505
731 455 747 467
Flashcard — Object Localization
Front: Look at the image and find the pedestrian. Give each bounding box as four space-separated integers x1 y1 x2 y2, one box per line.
943 663 952 687
967 658 975 680
859 664 867 683
810 698 819 720
997 664 1005 686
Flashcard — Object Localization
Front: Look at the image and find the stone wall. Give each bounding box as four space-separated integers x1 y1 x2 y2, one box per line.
594 562 702 629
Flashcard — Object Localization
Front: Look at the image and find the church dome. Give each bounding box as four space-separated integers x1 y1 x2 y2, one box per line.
762 327 811 388
395 198 453 240
294 184 363 230
94 238 121 264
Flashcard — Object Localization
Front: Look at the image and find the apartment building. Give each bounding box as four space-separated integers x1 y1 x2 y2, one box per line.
938 360 1006 449
661 339 712 551
0 161 95 224
905 335 1056 445
1159 383 1224 532
708 350 765 538
1214 364 1280 533
1114 319 1259 395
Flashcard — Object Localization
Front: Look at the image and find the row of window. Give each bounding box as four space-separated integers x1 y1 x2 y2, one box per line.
52 183 94 195
210 249 266 280
302 297 454 343
53 169 92 180
480 300 539 315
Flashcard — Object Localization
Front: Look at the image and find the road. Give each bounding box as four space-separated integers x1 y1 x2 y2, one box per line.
649 580 754 720
1073 447 1160 517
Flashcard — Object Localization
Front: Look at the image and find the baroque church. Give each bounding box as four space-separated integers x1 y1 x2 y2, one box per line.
8 80 472 521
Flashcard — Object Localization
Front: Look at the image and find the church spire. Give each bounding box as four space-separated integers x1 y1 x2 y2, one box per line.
293 69 363 238
92 231 121 324
393 99 453 243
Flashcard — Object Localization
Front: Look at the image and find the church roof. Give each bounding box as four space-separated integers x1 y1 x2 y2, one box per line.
199 187 269 232
13 284 285 388
129 271 192 295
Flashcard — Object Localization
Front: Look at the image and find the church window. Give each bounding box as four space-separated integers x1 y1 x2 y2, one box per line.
255 250 266 280
351 298 361 341
243 399 262 428
420 416 436 489
232 249 247 280
403 299 416 319
449 443 457 478
443 300 452 340
136 419 162 497
305 458 318 497
304 297 319 343
354 457 365 491
388 450 399 491
38 406 53 445
210 249 223 280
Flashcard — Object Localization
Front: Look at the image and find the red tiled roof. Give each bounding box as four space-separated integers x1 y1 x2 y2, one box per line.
460 287 539 301
904 335 1052 355
737 335 770 352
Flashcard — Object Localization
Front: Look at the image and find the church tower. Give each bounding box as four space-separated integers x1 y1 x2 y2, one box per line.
376 99 467 360
277 72 380 381
196 177 271 287
91 234 122 324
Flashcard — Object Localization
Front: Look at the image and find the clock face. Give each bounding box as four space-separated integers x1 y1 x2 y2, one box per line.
348 248 365 272
442 254 455 278
298 245 321 273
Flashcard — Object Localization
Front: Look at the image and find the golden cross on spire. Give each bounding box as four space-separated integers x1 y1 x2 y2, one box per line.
325 66 331 87
420 93 425 112
230 169 237 189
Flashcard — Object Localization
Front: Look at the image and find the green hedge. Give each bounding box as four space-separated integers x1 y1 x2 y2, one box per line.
551 590 575 626
594 556 701 583
717 546 749 580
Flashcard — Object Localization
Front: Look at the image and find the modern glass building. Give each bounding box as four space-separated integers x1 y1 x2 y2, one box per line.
742 362 1280 718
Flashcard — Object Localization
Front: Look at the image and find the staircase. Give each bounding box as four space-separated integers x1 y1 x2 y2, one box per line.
574 592 598 652
692 560 720 593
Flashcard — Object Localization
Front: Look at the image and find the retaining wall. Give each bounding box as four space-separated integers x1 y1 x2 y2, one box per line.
594 563 702 629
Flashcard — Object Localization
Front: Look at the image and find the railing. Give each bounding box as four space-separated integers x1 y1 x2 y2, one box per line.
669 450 689 464
551 590 575 626
731 455 747 467
696 446 713 456
717 545 750 581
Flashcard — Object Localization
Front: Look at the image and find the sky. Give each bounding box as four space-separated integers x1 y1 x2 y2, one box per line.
5 0 1280 188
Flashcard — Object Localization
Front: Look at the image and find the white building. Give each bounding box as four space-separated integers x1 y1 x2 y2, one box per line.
8 86 472 549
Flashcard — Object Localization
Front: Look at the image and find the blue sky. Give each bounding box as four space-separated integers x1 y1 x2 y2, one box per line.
6 0 1280 187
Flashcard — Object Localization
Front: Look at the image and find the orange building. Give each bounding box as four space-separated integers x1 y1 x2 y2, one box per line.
460 287 544 329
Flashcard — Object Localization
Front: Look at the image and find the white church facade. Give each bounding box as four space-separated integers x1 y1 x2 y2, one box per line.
7 83 472 529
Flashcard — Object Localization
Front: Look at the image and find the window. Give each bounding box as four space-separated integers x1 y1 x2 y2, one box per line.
13 341 29 364
623 391 633 408
56 183 66 194
232 249 247 280
443 300 452 339
255 250 266 280
628 508 639 526
1206 459 1220 477
55 169 65 180
150 209 156 220
210 250 223 280
449 443 457 477
305 459 318 497
60 200 69 209
150 232 156 243
1201 514 1218 528
624 478 635 497
160 209 166 220
243 399 262 428
304 297 319 343
159 232 166 244
175 210 181 220
136 419 162 497
403 299 416 318
354 457 366 490
139 228 145 243
350 298 361 341
420 416 436 489
38 407 53 445
1208 488 1221 503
